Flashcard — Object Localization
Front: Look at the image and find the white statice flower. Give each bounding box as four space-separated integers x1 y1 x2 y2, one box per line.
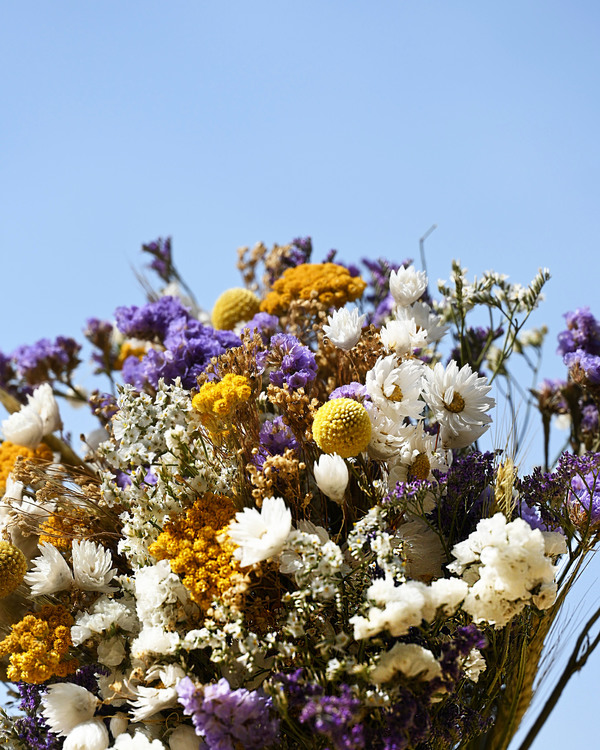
168 725 201 750
371 642 442 683
63 720 109 750
131 626 180 658
448 513 564 628
389 265 428 307
130 664 185 721
323 306 366 350
313 453 349 502
71 595 138 646
387 422 451 489
380 318 428 357
351 575 468 640
134 560 189 630
365 355 425 421
113 733 166 750
42 683 99 735
280 528 344 600
394 301 448 343
72 539 117 592
227 496 292 567
422 360 495 448
2 383 61 447
463 648 486 683
25 542 74 595
347 506 404 581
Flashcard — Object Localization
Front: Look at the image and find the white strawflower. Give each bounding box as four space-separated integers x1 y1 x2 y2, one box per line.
227 496 292 566
63 720 109 750
131 626 180 657
25 542 74 595
313 453 349 502
2 383 62 447
394 301 448 343
113 732 167 749
389 265 428 306
387 422 451 487
42 683 99 735
72 539 117 592
365 402 412 460
1 407 44 448
168 725 199 750
423 360 495 448
371 642 442 683
380 318 428 357
365 355 425 421
323 306 366 350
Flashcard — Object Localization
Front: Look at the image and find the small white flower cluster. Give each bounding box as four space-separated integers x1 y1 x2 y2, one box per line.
280 525 344 601
448 513 567 627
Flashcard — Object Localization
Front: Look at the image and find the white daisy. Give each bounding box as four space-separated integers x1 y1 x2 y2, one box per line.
72 539 117 592
423 361 495 448
63 720 109 750
387 422 451 487
365 355 425 421
389 265 428 307
380 318 428 357
41 683 99 735
313 453 349 502
25 542 74 595
394 301 448 343
323 306 366 350
227 496 292 567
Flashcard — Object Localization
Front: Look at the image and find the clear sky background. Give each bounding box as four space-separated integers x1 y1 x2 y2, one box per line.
2 2 600 746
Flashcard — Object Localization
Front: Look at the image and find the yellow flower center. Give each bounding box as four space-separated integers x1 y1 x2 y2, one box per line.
444 392 465 413
388 385 404 402
408 452 431 482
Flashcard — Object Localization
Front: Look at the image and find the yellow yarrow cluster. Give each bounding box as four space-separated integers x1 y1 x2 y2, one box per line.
0 542 27 598
260 263 367 316
0 604 78 684
149 493 241 611
39 505 92 552
312 398 372 458
212 287 261 330
192 374 252 435
0 441 53 493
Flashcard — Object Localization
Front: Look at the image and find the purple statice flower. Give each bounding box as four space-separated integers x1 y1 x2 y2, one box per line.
376 689 432 750
329 382 370 403
534 378 568 415
582 403 599 435
435 452 496 541
0 349 28 402
85 317 117 374
253 416 299 469
12 336 82 386
178 677 279 750
14 682 60 750
289 236 313 265
243 312 279 343
557 307 600 358
257 333 317 391
568 458 600 527
564 349 600 386
518 499 553 532
142 236 173 283
299 684 364 750
116 297 240 390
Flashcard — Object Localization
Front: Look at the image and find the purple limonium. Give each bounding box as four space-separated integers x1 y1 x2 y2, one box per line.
557 307 600 358
568 459 600 527
253 416 299 469
564 349 600 386
256 333 317 391
142 236 173 283
299 684 364 750
12 336 82 385
518 500 553 532
243 312 279 343
582 403 599 435
14 682 60 750
177 676 279 750
329 382 370 403
115 296 190 341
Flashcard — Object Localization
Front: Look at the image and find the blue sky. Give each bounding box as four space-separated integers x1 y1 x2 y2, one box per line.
2 2 600 745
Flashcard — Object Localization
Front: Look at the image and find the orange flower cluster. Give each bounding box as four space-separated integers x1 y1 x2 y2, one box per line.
39 504 93 551
260 262 367 316
192 374 252 438
0 440 53 492
0 604 78 683
149 493 242 611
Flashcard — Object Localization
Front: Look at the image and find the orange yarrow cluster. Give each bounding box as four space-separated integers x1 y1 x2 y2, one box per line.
0 604 78 683
192 374 252 436
149 493 243 611
260 262 367 316
0 440 53 492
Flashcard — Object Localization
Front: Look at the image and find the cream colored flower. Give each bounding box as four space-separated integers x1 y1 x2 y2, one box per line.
72 539 117 592
313 453 349 502
227 496 292 567
42 683 99 735
25 542 74 595
365 355 425 421
323 306 366 350
389 265 428 306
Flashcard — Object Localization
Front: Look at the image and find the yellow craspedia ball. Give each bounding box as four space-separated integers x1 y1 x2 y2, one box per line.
312 398 372 458
0 541 27 598
212 288 261 330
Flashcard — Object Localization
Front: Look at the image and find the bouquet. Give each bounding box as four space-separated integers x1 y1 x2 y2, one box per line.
0 236 598 750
